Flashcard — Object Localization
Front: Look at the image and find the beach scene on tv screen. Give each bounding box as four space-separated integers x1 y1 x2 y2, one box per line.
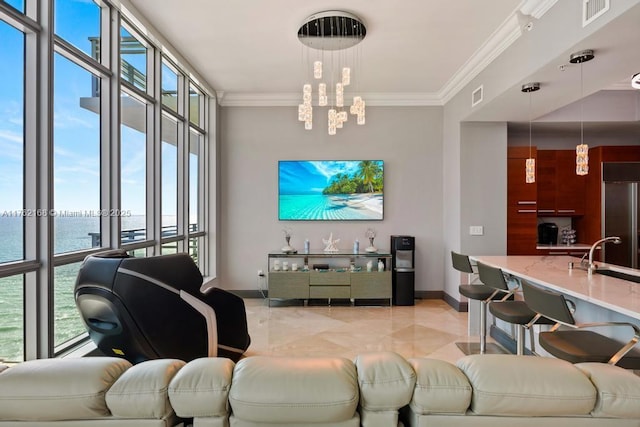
279 160 383 220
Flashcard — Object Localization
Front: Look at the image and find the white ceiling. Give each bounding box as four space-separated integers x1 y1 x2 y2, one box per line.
125 0 640 130
126 0 524 104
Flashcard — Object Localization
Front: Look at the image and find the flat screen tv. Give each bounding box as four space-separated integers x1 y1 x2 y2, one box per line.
279 160 384 221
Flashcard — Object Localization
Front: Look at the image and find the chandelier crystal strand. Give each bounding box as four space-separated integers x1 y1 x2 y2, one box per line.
356 22 365 125
318 83 327 106
302 83 312 129
342 67 350 86
336 82 344 107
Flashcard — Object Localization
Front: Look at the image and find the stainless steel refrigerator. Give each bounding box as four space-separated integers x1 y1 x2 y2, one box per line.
602 162 640 268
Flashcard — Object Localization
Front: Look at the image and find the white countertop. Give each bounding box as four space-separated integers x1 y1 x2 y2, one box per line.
535 244 592 250
469 255 640 321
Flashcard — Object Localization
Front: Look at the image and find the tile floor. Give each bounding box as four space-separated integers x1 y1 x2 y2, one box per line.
244 297 499 364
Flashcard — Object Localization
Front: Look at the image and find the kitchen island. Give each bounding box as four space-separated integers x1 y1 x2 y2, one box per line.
468 255 640 353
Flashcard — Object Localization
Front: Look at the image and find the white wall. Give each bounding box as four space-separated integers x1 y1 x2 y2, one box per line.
218 106 444 295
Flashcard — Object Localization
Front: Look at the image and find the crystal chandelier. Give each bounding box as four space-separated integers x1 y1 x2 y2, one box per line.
521 82 540 184
297 11 366 135
569 49 594 176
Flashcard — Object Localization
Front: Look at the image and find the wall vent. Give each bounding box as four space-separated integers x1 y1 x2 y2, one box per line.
471 85 483 107
583 0 609 27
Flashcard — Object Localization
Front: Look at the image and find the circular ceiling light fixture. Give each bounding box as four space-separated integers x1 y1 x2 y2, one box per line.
297 11 366 50
569 49 595 64
632 73 640 90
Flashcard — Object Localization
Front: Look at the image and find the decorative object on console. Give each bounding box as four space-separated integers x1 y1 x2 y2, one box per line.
365 228 377 252
378 260 384 272
366 260 373 272
323 232 340 252
297 11 367 135
281 227 297 253
569 49 594 176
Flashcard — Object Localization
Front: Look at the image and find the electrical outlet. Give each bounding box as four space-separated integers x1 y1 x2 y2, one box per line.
469 226 484 236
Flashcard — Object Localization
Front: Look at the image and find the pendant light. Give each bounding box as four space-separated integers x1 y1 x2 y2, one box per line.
297 11 367 135
522 82 540 184
569 49 594 176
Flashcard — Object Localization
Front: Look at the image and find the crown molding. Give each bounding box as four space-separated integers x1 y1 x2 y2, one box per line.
519 0 559 19
218 3 559 108
219 92 442 107
438 14 523 105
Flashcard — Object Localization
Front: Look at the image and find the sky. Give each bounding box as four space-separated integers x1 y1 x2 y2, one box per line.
0 0 186 217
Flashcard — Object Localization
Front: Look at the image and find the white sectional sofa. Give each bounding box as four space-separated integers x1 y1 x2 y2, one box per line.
1 352 640 426
0 357 185 426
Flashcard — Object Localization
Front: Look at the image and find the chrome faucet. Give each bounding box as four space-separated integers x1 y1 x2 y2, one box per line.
584 236 622 275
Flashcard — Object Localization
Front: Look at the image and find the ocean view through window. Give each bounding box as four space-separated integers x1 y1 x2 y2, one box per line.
0 2 212 360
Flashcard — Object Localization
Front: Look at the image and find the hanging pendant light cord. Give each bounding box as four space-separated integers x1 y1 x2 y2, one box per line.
580 61 584 147
528 90 532 159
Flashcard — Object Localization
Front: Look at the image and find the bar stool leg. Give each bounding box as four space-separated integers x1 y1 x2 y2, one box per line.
528 326 536 354
480 300 487 354
516 325 525 355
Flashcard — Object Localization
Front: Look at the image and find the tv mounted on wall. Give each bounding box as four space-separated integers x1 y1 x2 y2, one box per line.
278 160 384 221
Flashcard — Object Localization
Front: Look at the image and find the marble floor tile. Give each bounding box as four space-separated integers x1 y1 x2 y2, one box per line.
243 298 503 364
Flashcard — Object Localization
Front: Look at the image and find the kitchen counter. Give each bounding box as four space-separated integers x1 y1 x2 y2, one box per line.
470 255 640 321
535 244 591 250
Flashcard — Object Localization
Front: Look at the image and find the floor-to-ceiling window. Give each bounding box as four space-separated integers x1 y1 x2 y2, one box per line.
0 0 213 362
0 6 27 363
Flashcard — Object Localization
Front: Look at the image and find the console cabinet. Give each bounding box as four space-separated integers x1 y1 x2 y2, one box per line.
267 251 392 305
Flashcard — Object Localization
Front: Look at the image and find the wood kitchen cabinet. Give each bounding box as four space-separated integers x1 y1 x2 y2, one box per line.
507 147 538 255
536 150 586 216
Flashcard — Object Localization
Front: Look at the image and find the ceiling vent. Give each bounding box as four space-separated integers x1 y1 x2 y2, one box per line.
471 85 483 107
583 0 609 27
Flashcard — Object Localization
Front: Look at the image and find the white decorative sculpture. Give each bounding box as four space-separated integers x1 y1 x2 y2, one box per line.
365 228 377 253
282 227 296 253
323 232 340 252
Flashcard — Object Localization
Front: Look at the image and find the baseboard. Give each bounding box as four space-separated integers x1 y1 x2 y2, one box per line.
415 290 443 300
234 289 447 302
442 292 468 312
233 290 268 298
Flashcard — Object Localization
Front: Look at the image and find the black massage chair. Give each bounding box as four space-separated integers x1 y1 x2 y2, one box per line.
74 250 250 363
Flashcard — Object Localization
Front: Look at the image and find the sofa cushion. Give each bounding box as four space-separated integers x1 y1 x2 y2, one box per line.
408 358 472 414
229 356 358 423
0 357 131 421
577 362 640 418
456 354 596 416
355 351 416 411
106 359 185 419
168 357 234 418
